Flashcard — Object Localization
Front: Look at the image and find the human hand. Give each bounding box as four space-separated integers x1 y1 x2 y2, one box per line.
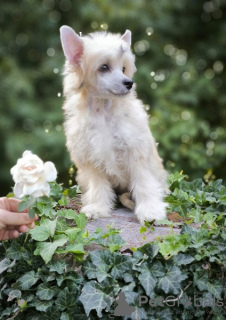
0 197 38 240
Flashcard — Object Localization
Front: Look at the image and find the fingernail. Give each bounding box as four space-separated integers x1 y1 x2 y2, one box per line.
26 214 32 221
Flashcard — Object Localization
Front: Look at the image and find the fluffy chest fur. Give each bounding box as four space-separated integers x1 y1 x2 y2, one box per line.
64 93 152 177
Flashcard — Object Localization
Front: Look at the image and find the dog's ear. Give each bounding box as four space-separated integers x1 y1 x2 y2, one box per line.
121 30 132 47
60 26 83 64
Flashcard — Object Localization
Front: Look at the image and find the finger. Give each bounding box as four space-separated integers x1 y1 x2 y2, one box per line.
0 210 37 227
18 225 28 233
0 197 25 213
28 221 36 229
6 222 36 231
0 230 20 241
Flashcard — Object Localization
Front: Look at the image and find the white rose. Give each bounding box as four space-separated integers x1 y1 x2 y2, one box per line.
10 150 57 198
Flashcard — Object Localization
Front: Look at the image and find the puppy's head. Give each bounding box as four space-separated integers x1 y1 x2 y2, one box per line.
60 26 136 98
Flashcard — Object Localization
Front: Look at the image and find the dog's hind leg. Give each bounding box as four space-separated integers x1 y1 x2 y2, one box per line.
119 192 135 211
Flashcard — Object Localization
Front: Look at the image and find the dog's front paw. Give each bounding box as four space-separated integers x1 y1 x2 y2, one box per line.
80 204 112 220
135 200 167 225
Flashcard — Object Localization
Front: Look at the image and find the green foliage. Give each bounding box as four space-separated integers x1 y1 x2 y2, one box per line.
1 0 226 196
0 173 225 319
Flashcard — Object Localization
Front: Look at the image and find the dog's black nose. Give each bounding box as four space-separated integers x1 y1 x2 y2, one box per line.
123 80 133 90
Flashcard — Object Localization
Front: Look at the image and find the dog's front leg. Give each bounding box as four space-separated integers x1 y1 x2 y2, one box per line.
130 167 167 225
78 169 115 219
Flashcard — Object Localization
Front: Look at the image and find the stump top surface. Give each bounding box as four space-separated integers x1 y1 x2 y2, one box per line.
85 207 181 250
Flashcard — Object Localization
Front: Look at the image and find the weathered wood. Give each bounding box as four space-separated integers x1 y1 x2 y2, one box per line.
84 208 182 250
69 196 195 250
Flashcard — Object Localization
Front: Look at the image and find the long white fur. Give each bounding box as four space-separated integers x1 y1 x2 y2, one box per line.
60 26 168 224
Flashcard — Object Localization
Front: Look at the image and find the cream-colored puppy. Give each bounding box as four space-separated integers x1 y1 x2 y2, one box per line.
60 26 168 224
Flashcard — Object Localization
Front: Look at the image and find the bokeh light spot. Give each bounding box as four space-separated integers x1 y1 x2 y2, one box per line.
16 33 28 46
47 48 56 57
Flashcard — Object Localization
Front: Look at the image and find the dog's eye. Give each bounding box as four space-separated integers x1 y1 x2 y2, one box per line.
122 67 126 73
99 64 109 72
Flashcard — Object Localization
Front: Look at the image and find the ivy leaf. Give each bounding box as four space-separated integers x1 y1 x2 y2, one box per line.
28 207 36 219
55 287 78 311
124 291 148 320
79 281 113 317
56 274 81 287
140 226 147 234
5 241 30 261
36 283 56 300
173 253 195 265
85 252 112 282
58 195 69 206
50 182 63 197
157 265 187 295
88 264 110 284
30 218 57 241
57 209 77 219
36 198 56 218
34 236 68 264
138 261 165 298
111 253 132 279
69 311 87 320
149 309 173 320
181 179 204 192
7 289 21 301
16 271 39 290
74 213 87 229
65 243 85 254
138 264 157 298
207 280 223 299
158 233 190 258
0 308 12 318
219 196 226 205
68 185 81 198
47 260 69 274
42 306 61 320
107 234 127 252
60 312 70 320
168 172 187 190
90 229 107 246
82 261 98 279
189 208 203 223
92 251 110 271
0 258 15 274
194 270 208 291
137 243 159 259
31 299 53 312
56 219 69 232
64 227 81 242
17 196 35 212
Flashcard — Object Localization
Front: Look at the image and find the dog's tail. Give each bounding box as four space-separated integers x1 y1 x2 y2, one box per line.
119 192 135 211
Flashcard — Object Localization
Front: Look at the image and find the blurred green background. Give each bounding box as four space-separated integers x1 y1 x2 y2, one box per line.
0 0 225 196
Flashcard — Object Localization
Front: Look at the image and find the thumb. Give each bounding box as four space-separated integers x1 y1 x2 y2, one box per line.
0 209 38 226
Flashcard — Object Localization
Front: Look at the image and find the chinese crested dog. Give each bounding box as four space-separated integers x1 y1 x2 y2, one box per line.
60 26 168 224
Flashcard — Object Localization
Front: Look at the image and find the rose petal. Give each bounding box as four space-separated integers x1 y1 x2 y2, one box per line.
22 150 33 158
30 189 44 198
23 176 46 196
20 173 40 184
44 162 57 182
42 182 51 196
23 154 43 167
31 183 50 197
14 183 25 198
10 165 20 183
